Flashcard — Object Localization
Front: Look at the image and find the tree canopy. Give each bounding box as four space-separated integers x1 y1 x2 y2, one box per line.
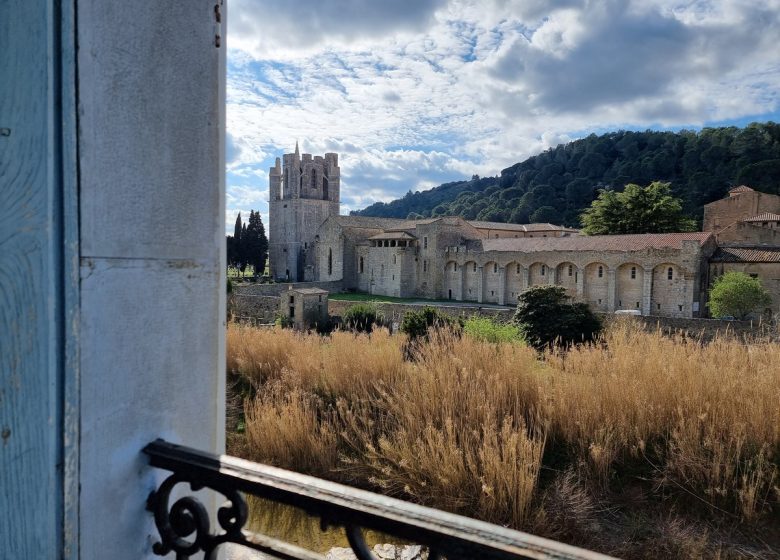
707 271 772 319
352 123 780 227
226 210 268 276
513 286 602 350
580 182 697 235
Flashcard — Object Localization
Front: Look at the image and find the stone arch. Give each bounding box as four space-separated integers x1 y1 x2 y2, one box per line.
616 263 643 311
444 261 460 300
463 260 479 301
528 262 548 287
483 260 500 303
555 261 578 298
504 261 524 304
584 262 609 311
651 263 684 317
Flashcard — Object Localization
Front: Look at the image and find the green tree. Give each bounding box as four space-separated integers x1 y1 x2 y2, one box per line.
580 182 697 235
226 212 243 274
227 211 268 277
530 205 562 224
513 286 602 350
707 271 772 319
247 210 269 276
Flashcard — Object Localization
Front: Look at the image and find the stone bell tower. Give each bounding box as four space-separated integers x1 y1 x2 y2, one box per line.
269 142 340 281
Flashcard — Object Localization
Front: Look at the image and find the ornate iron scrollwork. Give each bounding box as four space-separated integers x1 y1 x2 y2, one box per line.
143 439 615 560
146 473 248 559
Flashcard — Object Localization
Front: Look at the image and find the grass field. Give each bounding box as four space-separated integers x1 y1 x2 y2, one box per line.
228 260 269 279
227 321 780 559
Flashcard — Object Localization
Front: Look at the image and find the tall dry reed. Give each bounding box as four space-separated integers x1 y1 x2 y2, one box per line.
227 321 780 556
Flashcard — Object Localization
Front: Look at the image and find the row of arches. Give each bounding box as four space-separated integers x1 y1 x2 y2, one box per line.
444 260 688 315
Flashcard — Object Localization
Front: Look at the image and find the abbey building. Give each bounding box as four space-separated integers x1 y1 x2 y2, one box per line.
270 147 780 318
268 142 340 281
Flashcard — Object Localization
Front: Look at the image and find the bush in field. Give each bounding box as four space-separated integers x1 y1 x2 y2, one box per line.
463 316 524 344
400 306 461 341
514 286 602 350
343 303 382 333
708 271 772 319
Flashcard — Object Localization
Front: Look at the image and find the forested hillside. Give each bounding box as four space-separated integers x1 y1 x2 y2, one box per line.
352 123 780 227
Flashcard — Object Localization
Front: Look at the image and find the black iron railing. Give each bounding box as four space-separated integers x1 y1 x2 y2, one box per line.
144 439 617 560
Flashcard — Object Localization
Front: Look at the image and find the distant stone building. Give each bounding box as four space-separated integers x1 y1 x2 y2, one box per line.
269 147 780 318
703 185 780 232
280 286 329 329
268 143 340 281
706 186 780 316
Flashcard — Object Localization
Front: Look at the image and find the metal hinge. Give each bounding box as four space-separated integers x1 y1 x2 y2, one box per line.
214 1 223 48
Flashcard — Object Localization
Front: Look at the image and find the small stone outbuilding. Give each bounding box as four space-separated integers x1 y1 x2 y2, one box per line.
280 287 329 329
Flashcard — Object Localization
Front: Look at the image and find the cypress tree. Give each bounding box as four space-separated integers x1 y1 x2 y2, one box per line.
246 210 268 277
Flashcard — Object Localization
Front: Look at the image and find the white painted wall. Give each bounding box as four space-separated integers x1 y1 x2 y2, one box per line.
76 2 225 557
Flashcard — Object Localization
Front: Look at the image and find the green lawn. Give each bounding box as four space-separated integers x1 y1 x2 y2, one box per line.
228 265 255 278
329 292 461 305
227 260 269 279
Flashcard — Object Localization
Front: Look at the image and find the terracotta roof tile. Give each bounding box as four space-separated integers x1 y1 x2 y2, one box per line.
482 232 713 253
729 185 754 194
468 221 577 233
334 216 430 229
710 247 780 263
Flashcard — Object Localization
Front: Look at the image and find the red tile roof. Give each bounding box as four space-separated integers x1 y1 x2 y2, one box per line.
744 213 780 222
710 247 780 263
729 185 754 194
469 221 578 233
482 232 713 253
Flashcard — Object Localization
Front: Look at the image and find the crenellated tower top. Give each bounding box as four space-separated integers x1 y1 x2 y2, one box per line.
269 143 339 203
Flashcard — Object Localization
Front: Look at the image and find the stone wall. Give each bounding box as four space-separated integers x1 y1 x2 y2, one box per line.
230 295 279 323
328 299 514 324
716 221 780 245
441 241 711 317
608 314 777 341
232 292 776 339
315 218 346 284
233 280 343 297
703 190 780 231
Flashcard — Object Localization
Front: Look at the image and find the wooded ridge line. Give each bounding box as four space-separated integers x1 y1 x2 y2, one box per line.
353 123 780 228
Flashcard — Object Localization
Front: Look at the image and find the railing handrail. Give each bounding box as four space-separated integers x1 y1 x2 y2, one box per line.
144 439 618 560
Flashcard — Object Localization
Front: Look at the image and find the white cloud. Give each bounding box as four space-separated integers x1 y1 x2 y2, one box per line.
229 0 448 58
224 0 780 231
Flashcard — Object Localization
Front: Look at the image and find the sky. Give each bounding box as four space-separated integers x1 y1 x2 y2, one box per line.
225 0 780 233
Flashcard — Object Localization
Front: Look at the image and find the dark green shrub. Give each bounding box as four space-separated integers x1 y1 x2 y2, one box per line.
513 286 602 350
400 306 462 341
227 277 233 294
343 303 382 333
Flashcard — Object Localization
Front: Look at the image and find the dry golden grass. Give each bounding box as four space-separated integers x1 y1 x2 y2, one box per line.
227 321 780 558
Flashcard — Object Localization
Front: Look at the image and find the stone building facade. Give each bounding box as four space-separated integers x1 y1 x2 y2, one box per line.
279 286 329 329
316 215 715 318
703 185 780 232
705 187 780 317
268 148 780 318
269 143 340 281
